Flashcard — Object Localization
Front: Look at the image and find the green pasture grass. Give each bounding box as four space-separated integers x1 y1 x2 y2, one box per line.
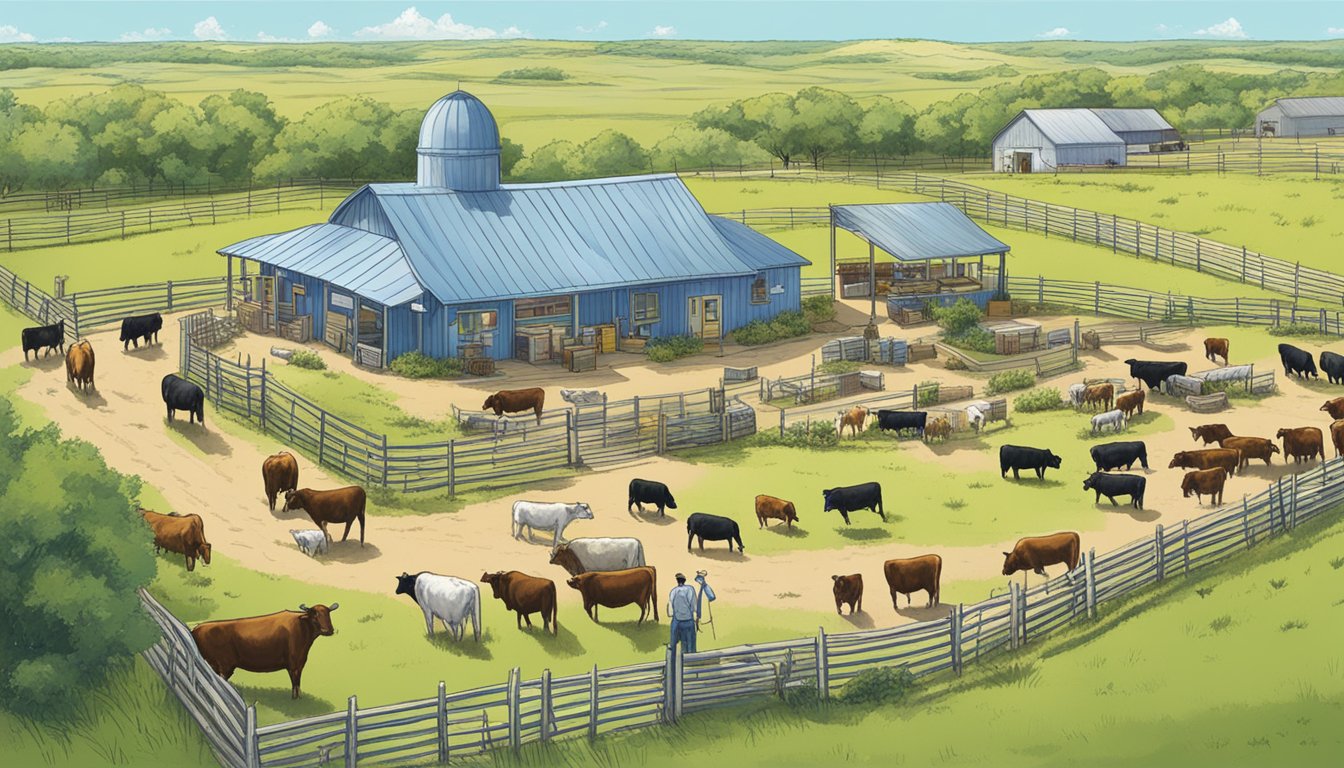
267 364 462 444
455 507 1344 768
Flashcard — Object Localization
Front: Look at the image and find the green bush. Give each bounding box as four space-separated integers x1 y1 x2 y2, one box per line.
497 66 569 81
986 368 1035 395
0 397 157 716
803 295 836 324
731 311 811 347
753 421 842 449
389 352 465 379
1014 387 1065 413
646 335 704 362
287 350 327 370
943 326 996 354
933 298 984 336
917 380 940 407
819 360 862 374
732 320 776 346
836 667 917 706
1269 322 1327 337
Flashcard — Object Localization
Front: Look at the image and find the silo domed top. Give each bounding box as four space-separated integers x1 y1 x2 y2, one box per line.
418 90 500 154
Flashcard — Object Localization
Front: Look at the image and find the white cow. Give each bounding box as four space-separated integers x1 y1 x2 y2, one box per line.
289 529 329 557
1067 383 1087 409
395 572 482 641
512 501 594 550
966 404 985 433
550 537 646 574
1090 409 1126 435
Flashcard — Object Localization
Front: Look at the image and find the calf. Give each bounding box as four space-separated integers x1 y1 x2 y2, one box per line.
1115 389 1145 418
999 445 1062 480
1276 427 1325 464
120 312 163 351
1067 383 1087 409
1322 398 1344 420
1081 383 1114 411
161 374 205 425
754 494 798 529
822 482 885 525
1002 532 1081 577
481 571 558 634
1168 449 1240 477
1203 337 1229 365
565 567 658 624
262 452 299 512
21 319 64 361
1082 472 1146 509
289 529 328 558
831 574 863 615
883 555 942 609
483 388 545 424
1189 424 1233 445
1217 436 1279 468
1278 343 1318 380
1181 468 1228 506
284 487 367 545
65 339 95 393
923 416 952 442
686 512 744 553
836 406 867 438
875 409 927 436
1090 441 1149 472
395 572 481 641
141 510 212 571
628 479 678 517
511 500 594 550
549 538 646 576
1321 351 1344 385
1090 409 1125 435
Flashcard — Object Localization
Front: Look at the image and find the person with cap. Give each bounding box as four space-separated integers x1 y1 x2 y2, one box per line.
668 572 698 653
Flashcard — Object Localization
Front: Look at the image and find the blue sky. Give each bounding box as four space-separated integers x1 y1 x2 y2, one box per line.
0 1 1341 44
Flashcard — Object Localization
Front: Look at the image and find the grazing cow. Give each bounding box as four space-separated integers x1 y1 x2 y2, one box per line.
119 312 163 351
1203 337 1229 365
1321 351 1344 385
628 479 678 517
549 538 646 576
1181 468 1228 506
65 339 94 392
1277 344 1318 380
1123 359 1189 390
1002 533 1081 577
836 406 867 438
883 555 942 609
754 494 799 529
1090 441 1149 472
262 452 300 512
1321 398 1344 420
289 529 328 558
875 409 927 436
1115 389 1145 418
686 512 745 552
831 574 863 615
481 571 558 634
923 416 952 442
1189 424 1233 445
565 567 658 624
21 319 64 361
999 445 1062 480
283 487 367 545
1081 383 1114 411
1168 449 1240 477
511 500 593 550
161 374 205 425
1082 472 1146 509
821 482 885 525
483 388 545 424
141 510 212 571
1330 419 1344 458
395 572 481 641
1090 409 1126 435
1276 427 1325 464
966 403 985 433
191 603 337 699
1067 383 1087 409
1217 436 1279 468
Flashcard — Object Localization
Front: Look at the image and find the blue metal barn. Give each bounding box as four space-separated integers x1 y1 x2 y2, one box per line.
219 91 809 367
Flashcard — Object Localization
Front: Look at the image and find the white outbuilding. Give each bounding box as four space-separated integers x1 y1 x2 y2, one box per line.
991 108 1180 173
1256 97 1344 139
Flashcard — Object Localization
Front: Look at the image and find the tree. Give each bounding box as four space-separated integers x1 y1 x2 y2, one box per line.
198 89 284 182
0 398 158 715
511 140 580 181
856 96 917 161
575 130 649 177
255 97 409 181
736 92 803 168
650 124 767 171
3 121 94 189
46 84 174 185
500 137 525 178
793 87 863 168
0 89 42 195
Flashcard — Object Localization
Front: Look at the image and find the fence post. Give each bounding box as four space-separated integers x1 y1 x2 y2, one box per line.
540 669 553 742
1181 519 1190 575
259 359 268 430
1154 524 1165 581
507 667 521 752
437 681 449 763
1290 473 1298 530
1111 215 1117 253
1038 275 1044 306
166 280 174 311
657 413 668 454
245 705 260 768
447 440 456 495
1295 262 1301 299
588 664 599 741
1093 281 1100 316
1008 580 1021 648
381 434 389 488
675 645 685 720
344 695 358 768
1084 549 1097 618
779 408 785 438
815 627 829 698
950 603 963 674
566 409 577 465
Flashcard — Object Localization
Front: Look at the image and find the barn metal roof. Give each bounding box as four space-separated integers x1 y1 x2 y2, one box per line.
1273 96 1344 119
830 202 1010 261
1089 108 1177 135
707 216 812 271
1017 109 1124 147
418 90 500 154
218 224 424 306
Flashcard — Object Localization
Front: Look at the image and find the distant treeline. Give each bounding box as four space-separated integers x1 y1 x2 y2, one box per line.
982 41 1344 69
0 43 419 71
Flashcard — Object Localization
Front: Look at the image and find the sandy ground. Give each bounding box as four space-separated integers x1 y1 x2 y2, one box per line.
4 308 1334 631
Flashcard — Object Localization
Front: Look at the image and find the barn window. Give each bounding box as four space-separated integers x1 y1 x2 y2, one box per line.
458 310 497 335
751 276 768 304
633 293 660 325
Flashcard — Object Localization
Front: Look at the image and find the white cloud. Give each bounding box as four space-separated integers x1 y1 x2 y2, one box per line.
308 20 333 39
256 31 299 43
1154 23 1174 35
576 20 608 34
1038 27 1070 39
194 16 227 41
1329 27 1344 35
650 25 676 37
120 27 172 42
0 24 36 43
1194 17 1247 39
356 6 522 40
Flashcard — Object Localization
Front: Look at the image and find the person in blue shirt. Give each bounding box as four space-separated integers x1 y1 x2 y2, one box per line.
668 573 698 653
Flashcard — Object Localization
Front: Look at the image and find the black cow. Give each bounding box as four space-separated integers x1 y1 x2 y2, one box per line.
1320 351 1344 385
1278 344 1318 380
686 513 744 552
1089 441 1149 472
1122 359 1188 390
821 482 885 525
120 312 163 351
1082 472 1146 509
628 478 677 517
875 410 927 436
21 319 65 361
999 445 1062 480
162 373 205 425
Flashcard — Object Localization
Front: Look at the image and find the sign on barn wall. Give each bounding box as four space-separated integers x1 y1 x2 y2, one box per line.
330 292 354 310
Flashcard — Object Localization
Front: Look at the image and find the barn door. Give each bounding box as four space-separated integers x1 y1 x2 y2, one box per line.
689 295 722 339
689 296 702 337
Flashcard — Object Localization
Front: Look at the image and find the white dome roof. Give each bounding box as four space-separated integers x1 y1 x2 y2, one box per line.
418 90 500 153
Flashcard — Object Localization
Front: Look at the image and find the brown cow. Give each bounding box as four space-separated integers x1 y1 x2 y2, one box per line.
141 509 212 571
1331 419 1344 458
481 571 558 634
1277 427 1325 464
884 555 942 609
1321 398 1344 420
1181 468 1227 506
1081 383 1113 411
283 487 367 545
65 339 95 393
565 567 658 624
831 574 863 615
191 603 338 699
1189 424 1233 445
923 416 952 443
1002 533 1081 577
836 406 867 438
1217 436 1279 468
1168 448 1240 477
755 494 798 529
1203 337 1229 365
483 388 545 425
1115 389 1145 418
262 452 299 512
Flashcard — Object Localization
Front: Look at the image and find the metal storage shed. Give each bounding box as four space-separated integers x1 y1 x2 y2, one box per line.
1257 97 1344 138
991 108 1181 172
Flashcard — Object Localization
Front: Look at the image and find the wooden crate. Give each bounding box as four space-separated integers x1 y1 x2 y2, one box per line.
280 314 312 343
908 343 937 362
466 358 496 377
1187 392 1229 413
564 346 597 373
621 336 648 353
